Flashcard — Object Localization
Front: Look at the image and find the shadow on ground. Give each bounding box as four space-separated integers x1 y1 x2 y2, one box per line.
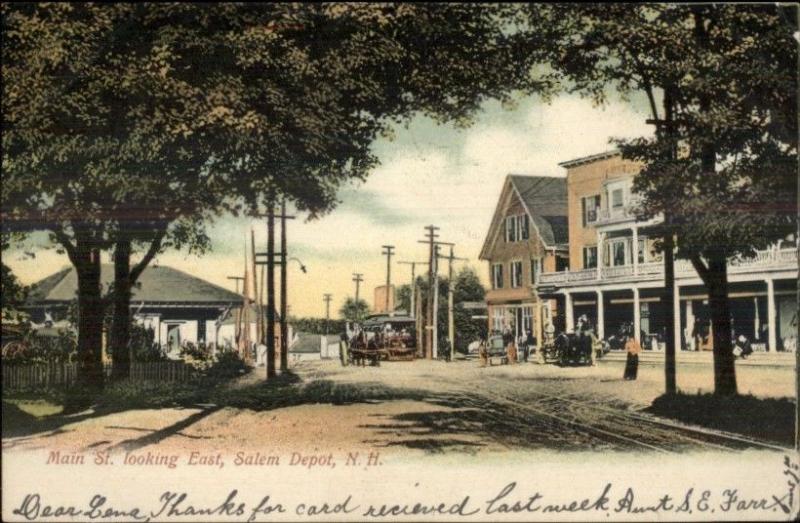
645 393 795 447
3 368 617 454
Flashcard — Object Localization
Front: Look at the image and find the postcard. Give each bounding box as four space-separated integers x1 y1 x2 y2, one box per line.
2 3 798 522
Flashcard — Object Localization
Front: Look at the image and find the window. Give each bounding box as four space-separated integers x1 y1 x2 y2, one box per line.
556 256 569 272
637 238 646 263
611 240 626 266
611 188 624 209
518 215 529 240
491 263 504 289
582 195 601 226
505 215 528 242
492 307 505 332
530 258 541 284
583 246 598 269
505 217 516 242
510 261 523 288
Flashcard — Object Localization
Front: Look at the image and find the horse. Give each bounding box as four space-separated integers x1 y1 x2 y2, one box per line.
553 332 593 366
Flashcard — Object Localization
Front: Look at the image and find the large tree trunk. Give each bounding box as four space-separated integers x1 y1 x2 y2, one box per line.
693 253 738 396
74 238 105 391
110 238 132 380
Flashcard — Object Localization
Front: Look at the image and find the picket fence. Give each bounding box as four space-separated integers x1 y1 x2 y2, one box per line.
2 360 196 390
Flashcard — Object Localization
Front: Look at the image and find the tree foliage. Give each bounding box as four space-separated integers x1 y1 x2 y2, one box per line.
513 3 797 395
2 3 550 386
339 298 370 322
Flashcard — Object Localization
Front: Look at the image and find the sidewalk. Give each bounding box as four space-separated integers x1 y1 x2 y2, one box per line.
598 349 795 367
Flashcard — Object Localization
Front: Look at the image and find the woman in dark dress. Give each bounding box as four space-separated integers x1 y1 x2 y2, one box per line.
623 332 642 380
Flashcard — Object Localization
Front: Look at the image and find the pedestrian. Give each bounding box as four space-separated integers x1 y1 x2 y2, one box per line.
479 340 490 367
623 330 641 380
503 326 516 364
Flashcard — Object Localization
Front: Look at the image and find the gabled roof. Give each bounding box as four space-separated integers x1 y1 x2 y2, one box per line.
479 175 568 259
27 264 242 305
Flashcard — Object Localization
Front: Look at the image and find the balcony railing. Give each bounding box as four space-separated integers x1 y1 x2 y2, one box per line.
538 247 798 287
595 207 634 225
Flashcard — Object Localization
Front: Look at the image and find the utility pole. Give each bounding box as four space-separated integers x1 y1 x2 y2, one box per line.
647 99 678 394
279 198 290 373
255 202 296 375
398 261 428 318
265 202 276 378
418 229 454 360
420 225 439 359
323 294 333 335
381 245 395 314
250 228 261 346
443 245 468 362
352 272 363 304
432 245 440 359
227 276 245 294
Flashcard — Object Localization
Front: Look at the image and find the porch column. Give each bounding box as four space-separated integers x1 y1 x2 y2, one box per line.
633 287 640 344
753 297 760 341
632 226 639 276
535 301 543 348
597 232 604 281
686 300 695 350
596 290 605 339
673 282 682 351
565 292 574 332
767 278 776 351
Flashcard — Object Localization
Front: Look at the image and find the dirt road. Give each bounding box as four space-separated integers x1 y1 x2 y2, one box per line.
3 359 794 458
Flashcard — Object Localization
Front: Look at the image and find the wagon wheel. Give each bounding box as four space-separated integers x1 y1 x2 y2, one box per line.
2 340 30 360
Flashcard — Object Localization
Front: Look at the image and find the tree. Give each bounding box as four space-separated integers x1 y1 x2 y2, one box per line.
3 3 551 388
1 261 28 320
452 267 487 353
515 4 797 395
339 298 370 322
395 284 413 315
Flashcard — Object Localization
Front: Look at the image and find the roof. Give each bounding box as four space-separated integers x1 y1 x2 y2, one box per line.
508 175 569 246
218 304 280 325
558 150 619 168
479 175 568 258
27 265 242 305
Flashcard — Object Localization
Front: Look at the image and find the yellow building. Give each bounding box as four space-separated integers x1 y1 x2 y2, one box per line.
537 150 798 352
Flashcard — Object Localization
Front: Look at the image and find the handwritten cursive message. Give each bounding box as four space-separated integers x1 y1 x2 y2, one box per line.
11 455 800 522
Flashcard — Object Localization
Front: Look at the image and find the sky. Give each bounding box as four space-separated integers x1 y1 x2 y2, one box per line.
6 92 655 318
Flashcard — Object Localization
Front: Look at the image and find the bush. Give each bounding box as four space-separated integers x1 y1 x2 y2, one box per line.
204 349 250 381
129 324 168 362
1 329 77 364
180 341 211 362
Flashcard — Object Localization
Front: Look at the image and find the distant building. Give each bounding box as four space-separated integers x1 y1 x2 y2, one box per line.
25 265 242 358
373 284 396 315
478 175 569 342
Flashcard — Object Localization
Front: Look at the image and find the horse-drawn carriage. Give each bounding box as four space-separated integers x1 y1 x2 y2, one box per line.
345 315 417 366
539 318 604 366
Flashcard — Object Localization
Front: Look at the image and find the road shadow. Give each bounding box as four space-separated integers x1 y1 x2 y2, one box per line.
645 393 795 447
